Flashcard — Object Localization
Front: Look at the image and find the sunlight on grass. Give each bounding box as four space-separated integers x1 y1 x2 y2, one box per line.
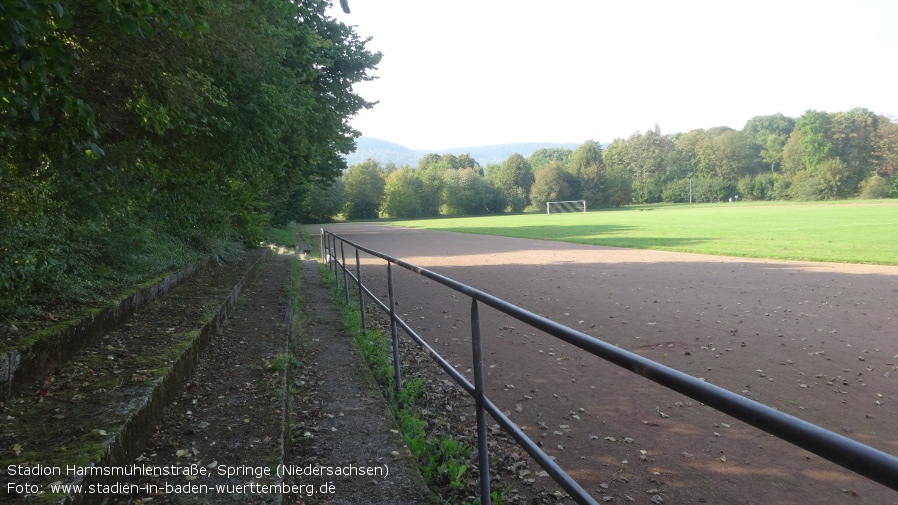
395 201 898 265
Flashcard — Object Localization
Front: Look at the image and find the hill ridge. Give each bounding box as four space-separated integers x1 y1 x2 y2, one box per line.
345 136 584 166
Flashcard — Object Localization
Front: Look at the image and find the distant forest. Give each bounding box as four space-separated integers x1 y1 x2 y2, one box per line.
301 109 897 221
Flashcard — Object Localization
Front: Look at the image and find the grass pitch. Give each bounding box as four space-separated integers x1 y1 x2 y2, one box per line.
395 201 898 265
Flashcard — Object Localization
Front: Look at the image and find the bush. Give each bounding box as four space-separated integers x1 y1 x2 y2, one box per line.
631 178 663 204
662 177 735 203
858 175 891 199
787 172 826 201
736 173 779 201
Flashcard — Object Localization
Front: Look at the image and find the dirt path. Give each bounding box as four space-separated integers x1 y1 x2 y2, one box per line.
284 257 432 504
312 223 898 505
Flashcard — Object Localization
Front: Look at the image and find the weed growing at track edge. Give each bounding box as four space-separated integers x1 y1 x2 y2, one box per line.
317 261 508 504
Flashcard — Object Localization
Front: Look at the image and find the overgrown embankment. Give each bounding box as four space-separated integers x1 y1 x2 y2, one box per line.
1 0 380 325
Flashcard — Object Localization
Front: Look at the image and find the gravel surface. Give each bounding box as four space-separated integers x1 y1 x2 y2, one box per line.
312 222 898 505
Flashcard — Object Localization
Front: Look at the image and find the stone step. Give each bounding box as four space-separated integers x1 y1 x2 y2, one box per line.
105 250 294 505
1 257 215 402
0 248 271 504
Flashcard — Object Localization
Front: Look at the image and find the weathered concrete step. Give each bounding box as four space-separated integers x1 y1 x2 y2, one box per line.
104 250 294 505
1 256 216 402
0 248 271 504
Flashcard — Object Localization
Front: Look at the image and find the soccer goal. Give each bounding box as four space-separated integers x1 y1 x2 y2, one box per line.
546 200 586 214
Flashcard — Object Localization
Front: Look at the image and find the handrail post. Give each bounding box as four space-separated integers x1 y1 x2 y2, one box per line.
341 241 349 304
388 262 402 397
356 248 367 336
329 233 336 276
470 299 492 505
324 232 330 266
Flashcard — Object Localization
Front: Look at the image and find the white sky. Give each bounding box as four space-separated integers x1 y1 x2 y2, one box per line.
329 0 898 151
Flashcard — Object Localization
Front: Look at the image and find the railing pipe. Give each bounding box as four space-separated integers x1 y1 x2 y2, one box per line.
481 396 598 505
355 248 366 335
470 300 491 505
388 301 475 396
339 241 348 304
322 231 898 496
388 262 402 396
327 233 332 280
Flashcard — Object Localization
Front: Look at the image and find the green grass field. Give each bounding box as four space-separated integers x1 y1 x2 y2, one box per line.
395 201 898 265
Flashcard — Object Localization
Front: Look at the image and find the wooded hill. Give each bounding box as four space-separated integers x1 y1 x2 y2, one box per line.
1 0 380 323
346 137 581 166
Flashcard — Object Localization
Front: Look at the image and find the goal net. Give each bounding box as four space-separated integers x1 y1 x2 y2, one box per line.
546 200 586 214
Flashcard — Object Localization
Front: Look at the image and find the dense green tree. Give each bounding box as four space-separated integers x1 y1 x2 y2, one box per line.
382 167 424 218
528 147 573 173
568 141 603 175
743 113 796 173
610 126 672 203
669 128 750 183
492 154 533 212
417 166 445 216
418 153 442 170
601 140 634 206
795 110 835 171
416 153 482 173
568 140 605 206
286 179 347 223
441 168 503 216
670 129 714 178
781 130 805 175
456 153 482 173
817 157 848 199
383 162 400 175
831 107 879 192
787 171 825 201
875 119 898 177
710 129 752 182
1 0 380 321
602 165 629 207
529 161 576 210
342 159 386 219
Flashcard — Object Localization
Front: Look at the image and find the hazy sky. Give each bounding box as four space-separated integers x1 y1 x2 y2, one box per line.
329 1 897 150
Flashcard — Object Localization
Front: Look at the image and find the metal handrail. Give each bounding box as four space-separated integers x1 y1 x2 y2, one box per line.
321 229 898 504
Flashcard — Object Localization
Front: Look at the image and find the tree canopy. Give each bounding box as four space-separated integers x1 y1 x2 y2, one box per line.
1 0 380 321
337 109 897 224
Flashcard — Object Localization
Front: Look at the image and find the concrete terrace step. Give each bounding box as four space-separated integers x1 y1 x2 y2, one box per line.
0 248 271 504
1 246 433 505
1 257 215 402
104 250 296 505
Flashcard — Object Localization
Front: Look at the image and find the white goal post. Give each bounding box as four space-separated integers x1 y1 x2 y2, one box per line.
546 200 586 214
